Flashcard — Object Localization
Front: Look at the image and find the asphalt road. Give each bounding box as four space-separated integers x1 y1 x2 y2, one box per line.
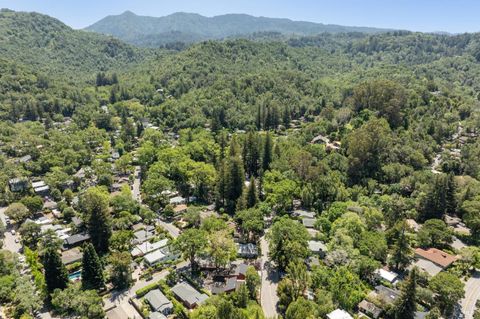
260 234 279 319
0 207 22 254
157 219 181 239
132 166 142 203
460 271 480 319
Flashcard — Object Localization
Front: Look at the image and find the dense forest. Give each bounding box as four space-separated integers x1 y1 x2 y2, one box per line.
1 8 480 319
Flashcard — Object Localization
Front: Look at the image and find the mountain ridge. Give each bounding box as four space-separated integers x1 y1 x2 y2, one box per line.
85 11 395 47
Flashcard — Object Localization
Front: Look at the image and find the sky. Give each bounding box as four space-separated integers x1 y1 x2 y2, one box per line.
0 0 479 33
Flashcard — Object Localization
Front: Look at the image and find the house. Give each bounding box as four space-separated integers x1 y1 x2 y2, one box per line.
406 219 421 232
169 196 186 206
171 282 208 309
327 309 353 319
144 289 173 315
308 240 327 258
211 277 239 295
43 200 58 211
131 239 168 257
311 135 330 144
106 306 132 319
237 243 258 258
374 268 399 285
413 248 458 276
173 204 188 216
292 209 315 219
144 247 178 266
32 181 50 196
61 248 83 265
132 226 155 244
8 178 28 192
71 216 83 228
63 233 90 249
233 263 249 280
18 155 32 163
358 300 382 319
302 218 316 228
149 312 167 319
373 285 400 305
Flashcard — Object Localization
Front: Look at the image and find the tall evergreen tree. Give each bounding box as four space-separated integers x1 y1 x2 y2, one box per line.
243 131 260 178
421 174 447 221
445 172 457 215
390 220 412 271
225 156 245 213
83 188 112 255
215 160 227 210
394 268 417 319
262 132 273 172
82 243 105 290
246 178 258 209
43 247 68 294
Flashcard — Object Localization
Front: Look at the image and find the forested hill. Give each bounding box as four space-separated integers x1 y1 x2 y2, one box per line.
85 10 392 47
0 9 148 80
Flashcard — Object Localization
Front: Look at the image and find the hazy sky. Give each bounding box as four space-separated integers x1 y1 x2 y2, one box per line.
0 0 478 33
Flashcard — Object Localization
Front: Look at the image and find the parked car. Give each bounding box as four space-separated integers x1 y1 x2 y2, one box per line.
10 229 16 235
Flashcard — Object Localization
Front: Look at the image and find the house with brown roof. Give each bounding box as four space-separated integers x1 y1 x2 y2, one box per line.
413 248 458 276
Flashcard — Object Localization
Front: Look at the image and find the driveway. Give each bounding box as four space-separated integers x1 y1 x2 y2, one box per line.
460 271 480 319
260 234 279 319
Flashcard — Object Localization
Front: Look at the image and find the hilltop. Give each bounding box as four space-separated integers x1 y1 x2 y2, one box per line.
85 10 392 47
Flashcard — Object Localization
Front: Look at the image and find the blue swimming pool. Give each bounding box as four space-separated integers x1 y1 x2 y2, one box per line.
68 270 81 281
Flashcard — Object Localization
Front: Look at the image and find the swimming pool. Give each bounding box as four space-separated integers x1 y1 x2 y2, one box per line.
68 270 81 281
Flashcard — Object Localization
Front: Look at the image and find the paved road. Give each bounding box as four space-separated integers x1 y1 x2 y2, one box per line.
260 234 279 319
0 207 22 254
132 166 142 203
157 220 180 239
460 271 480 319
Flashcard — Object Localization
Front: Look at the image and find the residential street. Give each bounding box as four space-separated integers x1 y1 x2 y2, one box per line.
132 166 142 203
460 271 480 319
0 207 22 254
260 234 279 319
157 219 181 239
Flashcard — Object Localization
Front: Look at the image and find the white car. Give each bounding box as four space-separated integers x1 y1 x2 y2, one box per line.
10 229 16 235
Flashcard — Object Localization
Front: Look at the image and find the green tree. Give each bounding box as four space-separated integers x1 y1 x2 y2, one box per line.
175 228 208 273
268 217 309 270
285 297 319 319
51 283 105 319
81 243 105 290
108 251 132 290
429 272 465 317
394 268 417 319
245 266 261 299
81 187 112 255
13 276 42 317
19 221 42 249
20 196 43 213
42 247 68 294
5 203 31 223
63 189 74 205
389 220 412 271
262 132 273 172
225 155 245 213
208 230 237 269
445 172 457 215
417 219 453 248
245 178 258 209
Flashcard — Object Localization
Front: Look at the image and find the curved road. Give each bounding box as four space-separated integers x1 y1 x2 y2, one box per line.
461 271 480 319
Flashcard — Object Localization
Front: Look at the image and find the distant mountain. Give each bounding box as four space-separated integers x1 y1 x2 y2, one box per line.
85 11 393 47
0 9 146 79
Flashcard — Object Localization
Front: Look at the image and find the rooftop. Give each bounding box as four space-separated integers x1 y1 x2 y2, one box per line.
171 282 208 307
144 289 173 313
327 309 353 319
414 248 458 268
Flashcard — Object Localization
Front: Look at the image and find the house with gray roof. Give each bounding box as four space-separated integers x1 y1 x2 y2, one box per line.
171 282 208 309
144 289 173 315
